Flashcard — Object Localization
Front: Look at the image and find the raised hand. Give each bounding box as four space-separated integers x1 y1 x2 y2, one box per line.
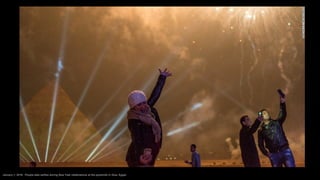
159 68 172 77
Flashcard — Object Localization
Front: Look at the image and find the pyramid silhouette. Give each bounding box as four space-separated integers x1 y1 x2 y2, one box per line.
19 81 117 164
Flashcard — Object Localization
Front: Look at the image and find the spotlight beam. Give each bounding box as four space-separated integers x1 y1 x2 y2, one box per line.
20 141 35 162
51 41 110 162
88 127 127 162
167 122 200 136
93 141 130 162
20 96 41 162
58 49 144 162
85 106 128 162
60 120 113 162
45 8 71 162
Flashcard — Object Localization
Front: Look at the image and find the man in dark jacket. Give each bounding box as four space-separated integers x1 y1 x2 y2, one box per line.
257 90 296 167
239 114 262 167
126 68 172 167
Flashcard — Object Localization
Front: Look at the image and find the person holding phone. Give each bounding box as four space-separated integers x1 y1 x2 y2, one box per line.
257 89 296 167
239 114 263 167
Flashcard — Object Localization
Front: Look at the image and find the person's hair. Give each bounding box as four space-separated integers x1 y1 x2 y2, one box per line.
259 109 271 119
191 144 196 149
240 115 248 126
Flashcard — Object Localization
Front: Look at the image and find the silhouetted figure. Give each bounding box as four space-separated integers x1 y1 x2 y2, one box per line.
239 115 262 167
257 89 296 167
126 68 172 167
184 144 201 167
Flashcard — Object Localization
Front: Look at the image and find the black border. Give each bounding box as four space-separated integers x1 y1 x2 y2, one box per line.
4 0 319 178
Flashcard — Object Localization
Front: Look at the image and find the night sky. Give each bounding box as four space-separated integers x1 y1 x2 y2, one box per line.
19 7 305 163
